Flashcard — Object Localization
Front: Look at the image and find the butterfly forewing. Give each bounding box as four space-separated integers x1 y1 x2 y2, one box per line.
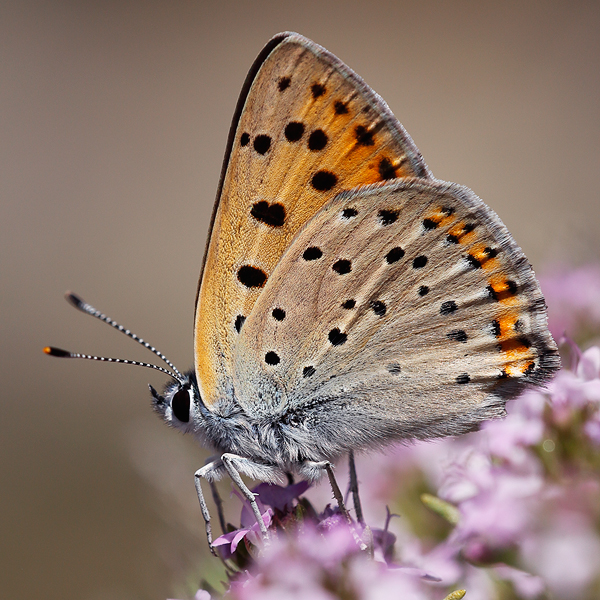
195 32 430 408
235 179 559 442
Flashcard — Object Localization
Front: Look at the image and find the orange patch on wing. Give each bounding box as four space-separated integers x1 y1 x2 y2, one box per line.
496 314 520 337
447 221 476 244
487 275 519 304
468 244 500 270
499 337 532 356
423 205 457 229
504 359 536 378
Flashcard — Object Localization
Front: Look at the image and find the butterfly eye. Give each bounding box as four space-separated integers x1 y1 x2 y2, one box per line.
171 388 190 423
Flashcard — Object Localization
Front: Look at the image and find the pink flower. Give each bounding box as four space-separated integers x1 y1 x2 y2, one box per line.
212 482 309 559
481 392 545 463
229 522 436 600
539 265 600 340
492 565 545 599
521 512 600 599
212 509 273 559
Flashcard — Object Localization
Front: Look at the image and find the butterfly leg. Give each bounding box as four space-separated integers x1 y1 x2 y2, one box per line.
209 479 227 535
220 453 272 537
305 460 352 523
194 458 226 554
306 460 368 551
348 450 365 527
348 451 374 556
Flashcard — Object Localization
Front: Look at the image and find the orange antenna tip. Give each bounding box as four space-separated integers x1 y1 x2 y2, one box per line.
44 346 71 358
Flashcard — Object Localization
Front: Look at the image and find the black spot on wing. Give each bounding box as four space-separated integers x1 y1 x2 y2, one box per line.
519 336 532 348
234 315 246 333
334 100 349 114
311 171 337 191
308 129 328 151
328 328 347 346
378 210 398 225
240 132 250 146
466 254 482 269
370 300 386 316
440 300 457 315
447 330 468 343
285 122 305 142
303 247 323 261
378 157 397 180
272 308 286 321
332 259 351 274
487 280 518 302
412 255 428 269
342 208 358 219
311 83 326 98
278 76 291 91
418 286 429 296
524 362 535 376
354 125 375 146
342 299 356 309
447 223 476 244
265 351 280 365
251 201 285 227
253 135 271 155
385 247 405 263
303 366 316 378
237 266 267 288
491 320 501 337
456 373 470 384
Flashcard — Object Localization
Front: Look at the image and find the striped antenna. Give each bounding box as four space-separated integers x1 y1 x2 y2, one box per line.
44 292 183 382
43 346 179 380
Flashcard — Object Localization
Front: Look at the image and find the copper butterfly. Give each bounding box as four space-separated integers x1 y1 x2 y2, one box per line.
46 32 560 549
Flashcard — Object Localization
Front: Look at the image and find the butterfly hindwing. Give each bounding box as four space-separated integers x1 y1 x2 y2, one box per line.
234 179 559 446
195 32 430 408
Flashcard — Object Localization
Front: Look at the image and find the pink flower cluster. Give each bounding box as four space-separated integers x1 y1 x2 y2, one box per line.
228 524 440 600
435 345 600 598
539 265 600 342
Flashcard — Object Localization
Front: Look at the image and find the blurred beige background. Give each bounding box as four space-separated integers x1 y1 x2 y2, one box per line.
1 1 599 599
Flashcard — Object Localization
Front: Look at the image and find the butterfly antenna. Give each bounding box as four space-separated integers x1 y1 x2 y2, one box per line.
45 291 184 381
43 346 180 380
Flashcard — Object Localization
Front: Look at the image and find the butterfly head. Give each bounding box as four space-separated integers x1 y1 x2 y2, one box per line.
150 372 203 435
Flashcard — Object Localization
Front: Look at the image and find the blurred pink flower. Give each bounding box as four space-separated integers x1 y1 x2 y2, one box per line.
492 565 544 599
229 522 439 600
521 512 600 599
213 482 309 559
440 448 543 552
481 391 545 463
539 265 600 339
584 411 600 444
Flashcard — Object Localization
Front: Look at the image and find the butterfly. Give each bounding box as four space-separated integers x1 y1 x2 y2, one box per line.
46 32 560 549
